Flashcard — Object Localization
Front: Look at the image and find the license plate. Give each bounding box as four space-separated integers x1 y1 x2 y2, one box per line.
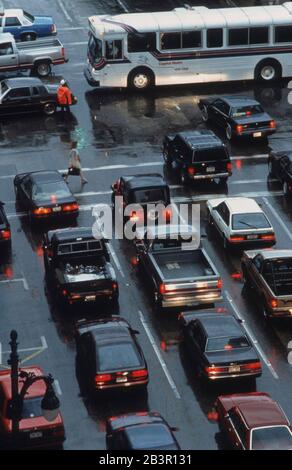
206 166 215 173
85 295 96 302
253 132 262 138
30 431 43 439
52 206 61 212
116 377 127 383
247 234 258 240
229 365 240 373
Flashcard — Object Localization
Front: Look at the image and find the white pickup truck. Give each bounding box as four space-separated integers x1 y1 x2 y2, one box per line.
0 32 68 77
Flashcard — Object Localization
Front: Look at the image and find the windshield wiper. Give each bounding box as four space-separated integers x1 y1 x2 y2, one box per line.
237 220 258 229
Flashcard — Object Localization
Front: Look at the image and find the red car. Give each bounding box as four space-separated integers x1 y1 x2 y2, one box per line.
0 366 65 449
216 392 292 450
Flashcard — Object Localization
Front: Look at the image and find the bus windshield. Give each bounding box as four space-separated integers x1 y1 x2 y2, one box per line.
88 34 103 64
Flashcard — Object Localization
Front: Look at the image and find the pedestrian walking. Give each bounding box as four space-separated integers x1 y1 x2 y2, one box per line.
64 142 88 184
57 79 72 112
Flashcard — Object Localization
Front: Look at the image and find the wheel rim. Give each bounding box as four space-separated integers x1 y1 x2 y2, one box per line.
44 103 55 115
261 65 275 81
37 63 50 77
133 74 149 89
226 125 232 140
202 106 208 121
24 34 33 41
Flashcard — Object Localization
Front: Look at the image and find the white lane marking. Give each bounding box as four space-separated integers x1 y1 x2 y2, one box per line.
231 154 267 161
263 197 292 241
41 336 48 350
138 310 181 399
0 278 29 290
117 0 130 13
2 336 48 354
230 178 277 185
106 242 125 278
225 290 279 380
54 380 62 396
57 0 73 22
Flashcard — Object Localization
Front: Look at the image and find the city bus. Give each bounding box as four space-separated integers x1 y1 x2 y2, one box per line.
84 2 292 90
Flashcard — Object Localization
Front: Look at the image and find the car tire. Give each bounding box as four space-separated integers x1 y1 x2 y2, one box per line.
226 124 233 141
255 60 281 82
128 68 154 91
34 61 52 77
21 33 37 41
201 105 209 122
43 102 56 116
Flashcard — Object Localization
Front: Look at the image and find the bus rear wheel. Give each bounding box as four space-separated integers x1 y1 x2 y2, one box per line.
128 68 154 91
255 60 281 82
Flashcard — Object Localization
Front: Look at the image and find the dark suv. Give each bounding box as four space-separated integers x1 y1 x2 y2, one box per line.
163 130 232 185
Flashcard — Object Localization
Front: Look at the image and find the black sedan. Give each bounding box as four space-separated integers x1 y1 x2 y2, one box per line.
106 412 180 450
198 96 276 140
14 170 79 223
0 77 58 117
0 202 11 250
268 150 292 195
75 317 148 393
179 310 262 382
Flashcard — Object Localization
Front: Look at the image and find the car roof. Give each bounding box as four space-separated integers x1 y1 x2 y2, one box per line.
3 77 43 89
108 412 164 431
3 9 24 17
217 96 260 107
224 197 263 214
245 249 292 260
22 170 63 184
177 130 224 150
196 314 243 338
121 174 167 190
48 227 99 244
223 393 289 428
77 316 131 339
0 366 46 399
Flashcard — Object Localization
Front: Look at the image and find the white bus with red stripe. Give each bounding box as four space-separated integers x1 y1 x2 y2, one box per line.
84 2 292 90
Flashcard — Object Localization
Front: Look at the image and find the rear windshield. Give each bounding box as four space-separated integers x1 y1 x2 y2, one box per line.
251 426 292 450
97 342 141 372
206 335 250 352
57 240 102 255
133 188 168 204
6 397 43 419
23 11 35 23
32 182 71 201
127 424 176 450
231 105 263 117
193 147 228 163
232 213 271 230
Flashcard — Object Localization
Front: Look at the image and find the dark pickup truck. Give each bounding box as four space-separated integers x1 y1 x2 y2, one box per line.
135 224 222 310
162 130 232 185
241 249 292 319
43 227 119 306
268 150 292 196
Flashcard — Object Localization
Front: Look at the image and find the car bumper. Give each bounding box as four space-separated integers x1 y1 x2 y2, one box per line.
95 379 148 391
32 210 79 221
268 307 292 318
161 292 222 308
228 239 276 248
84 65 100 87
188 172 230 181
65 291 118 304
237 129 275 138
205 370 262 381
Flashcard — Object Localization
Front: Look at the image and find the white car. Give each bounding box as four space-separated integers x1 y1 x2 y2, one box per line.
207 197 276 248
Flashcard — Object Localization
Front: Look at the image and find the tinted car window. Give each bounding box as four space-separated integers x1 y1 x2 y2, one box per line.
0 81 9 95
97 342 141 372
133 188 167 203
5 17 21 27
0 43 13 56
9 88 31 99
105 40 123 60
126 424 177 450
217 202 230 225
23 11 35 23
251 426 292 450
232 213 271 230
206 335 250 352
32 182 71 201
231 105 263 117
193 147 228 163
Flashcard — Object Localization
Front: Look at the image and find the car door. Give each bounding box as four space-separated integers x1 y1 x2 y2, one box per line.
30 86 43 112
214 202 229 239
225 408 247 450
278 156 289 183
0 41 18 72
3 15 22 39
3 87 32 114
211 99 229 127
185 322 205 365
19 175 33 209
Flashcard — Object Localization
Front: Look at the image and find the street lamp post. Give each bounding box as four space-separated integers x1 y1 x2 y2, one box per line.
7 330 60 448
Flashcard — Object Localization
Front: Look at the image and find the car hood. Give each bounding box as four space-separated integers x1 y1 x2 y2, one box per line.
233 113 272 125
33 16 54 25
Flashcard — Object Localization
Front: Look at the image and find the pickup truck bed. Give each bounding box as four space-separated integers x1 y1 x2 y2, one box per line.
17 38 63 51
152 250 215 280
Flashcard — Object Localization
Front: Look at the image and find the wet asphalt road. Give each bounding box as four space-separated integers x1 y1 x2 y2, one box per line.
0 0 292 450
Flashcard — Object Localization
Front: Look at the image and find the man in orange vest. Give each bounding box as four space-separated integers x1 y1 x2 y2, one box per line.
57 79 72 112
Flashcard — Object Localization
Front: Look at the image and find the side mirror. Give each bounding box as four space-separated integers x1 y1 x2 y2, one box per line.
131 329 140 335
170 426 179 432
111 182 118 191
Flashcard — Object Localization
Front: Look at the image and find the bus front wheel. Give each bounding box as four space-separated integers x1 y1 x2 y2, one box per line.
128 68 154 91
255 60 281 82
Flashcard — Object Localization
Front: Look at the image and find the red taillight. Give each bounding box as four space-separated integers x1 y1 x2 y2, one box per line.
112 282 118 290
205 366 226 375
269 120 276 129
164 208 172 221
33 207 52 216
260 234 275 241
270 299 278 308
0 229 11 240
187 167 195 176
61 46 65 57
242 361 262 371
217 279 223 289
159 283 166 295
62 289 68 296
227 162 232 172
95 373 112 383
224 345 233 350
246 111 252 116
236 125 243 134
131 369 148 379
229 235 245 243
62 203 79 212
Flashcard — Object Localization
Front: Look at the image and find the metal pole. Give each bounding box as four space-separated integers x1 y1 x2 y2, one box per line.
9 330 20 436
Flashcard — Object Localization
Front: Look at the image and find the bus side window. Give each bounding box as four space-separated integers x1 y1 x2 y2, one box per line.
207 29 223 48
228 28 248 46
105 40 123 60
